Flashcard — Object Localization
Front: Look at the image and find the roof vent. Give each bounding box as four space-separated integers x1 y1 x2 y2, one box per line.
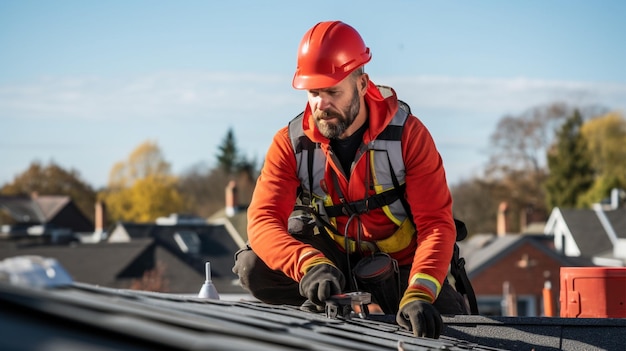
197 262 220 299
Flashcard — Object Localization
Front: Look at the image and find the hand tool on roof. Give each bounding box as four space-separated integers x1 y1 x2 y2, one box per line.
325 291 372 319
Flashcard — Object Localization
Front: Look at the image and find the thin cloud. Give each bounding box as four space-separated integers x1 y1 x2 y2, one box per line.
2 72 624 124
383 75 626 116
3 72 625 187
0 71 299 121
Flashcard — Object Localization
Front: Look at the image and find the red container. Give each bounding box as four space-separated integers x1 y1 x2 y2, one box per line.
560 267 626 318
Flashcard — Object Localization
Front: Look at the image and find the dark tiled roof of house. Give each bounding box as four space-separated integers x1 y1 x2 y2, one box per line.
209 208 249 243
33 195 71 219
110 222 157 239
0 195 93 233
0 195 47 223
1 278 624 351
458 234 591 278
0 235 246 295
559 209 613 256
109 222 243 285
459 234 524 274
0 195 73 223
0 240 153 286
604 208 626 239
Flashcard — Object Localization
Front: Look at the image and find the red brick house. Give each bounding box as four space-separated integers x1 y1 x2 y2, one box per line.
459 233 592 316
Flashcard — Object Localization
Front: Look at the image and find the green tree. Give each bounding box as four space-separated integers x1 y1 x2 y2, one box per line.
544 110 594 209
101 141 184 222
578 111 626 206
216 128 257 176
0 161 96 222
217 128 240 175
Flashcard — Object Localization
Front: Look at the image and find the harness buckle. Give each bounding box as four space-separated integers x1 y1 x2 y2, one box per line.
359 240 379 254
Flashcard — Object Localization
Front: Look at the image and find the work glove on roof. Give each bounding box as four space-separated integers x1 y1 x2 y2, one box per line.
299 262 345 308
396 298 443 339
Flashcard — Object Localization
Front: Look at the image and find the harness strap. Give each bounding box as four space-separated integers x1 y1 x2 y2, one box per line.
323 184 406 217
325 217 416 254
305 138 316 206
451 242 479 314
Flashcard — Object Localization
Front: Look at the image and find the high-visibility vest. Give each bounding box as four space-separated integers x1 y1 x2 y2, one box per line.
288 101 480 314
288 100 415 253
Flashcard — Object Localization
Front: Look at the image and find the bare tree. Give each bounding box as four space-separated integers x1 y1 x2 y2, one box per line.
178 165 257 218
451 179 502 235
487 102 570 177
487 102 609 178
452 102 606 234
1 161 97 223
129 261 170 292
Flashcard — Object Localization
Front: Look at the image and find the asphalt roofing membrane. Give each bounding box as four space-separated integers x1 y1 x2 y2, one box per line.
1 281 502 351
2 280 624 351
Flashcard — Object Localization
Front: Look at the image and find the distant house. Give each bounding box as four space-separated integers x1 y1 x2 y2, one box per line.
459 232 592 317
543 189 626 267
105 213 247 294
207 180 249 243
0 202 249 295
0 219 247 295
0 194 93 243
0 239 152 286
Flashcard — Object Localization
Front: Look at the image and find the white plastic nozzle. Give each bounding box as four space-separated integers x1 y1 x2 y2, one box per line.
205 262 212 282
198 261 220 299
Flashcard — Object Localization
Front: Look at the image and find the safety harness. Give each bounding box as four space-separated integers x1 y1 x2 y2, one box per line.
288 99 478 314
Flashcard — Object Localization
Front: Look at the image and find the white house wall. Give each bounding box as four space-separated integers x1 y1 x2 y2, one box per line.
544 208 582 257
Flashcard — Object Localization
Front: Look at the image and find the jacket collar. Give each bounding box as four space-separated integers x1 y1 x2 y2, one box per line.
301 81 399 145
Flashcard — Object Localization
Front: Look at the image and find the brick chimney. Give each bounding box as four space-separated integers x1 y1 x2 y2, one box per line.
497 201 508 236
225 180 237 217
95 201 106 233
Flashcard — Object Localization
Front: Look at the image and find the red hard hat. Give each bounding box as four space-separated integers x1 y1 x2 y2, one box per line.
292 21 372 90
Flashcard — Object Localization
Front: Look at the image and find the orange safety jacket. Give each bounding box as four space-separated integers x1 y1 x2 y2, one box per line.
247 81 456 302
289 99 416 254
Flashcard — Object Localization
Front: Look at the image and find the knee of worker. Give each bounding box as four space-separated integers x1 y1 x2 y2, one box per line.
232 247 265 289
232 247 303 305
233 248 293 288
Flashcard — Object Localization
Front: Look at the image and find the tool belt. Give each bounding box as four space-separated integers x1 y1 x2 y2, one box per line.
325 217 416 254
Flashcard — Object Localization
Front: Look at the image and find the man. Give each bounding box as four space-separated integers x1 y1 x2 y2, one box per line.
233 20 468 339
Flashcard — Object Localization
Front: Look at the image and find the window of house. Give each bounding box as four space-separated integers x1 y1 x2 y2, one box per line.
477 295 537 316
174 231 201 255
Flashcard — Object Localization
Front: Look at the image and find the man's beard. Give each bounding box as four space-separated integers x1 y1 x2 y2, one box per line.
313 88 360 139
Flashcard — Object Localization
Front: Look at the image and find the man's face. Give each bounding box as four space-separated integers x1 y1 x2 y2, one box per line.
307 76 361 139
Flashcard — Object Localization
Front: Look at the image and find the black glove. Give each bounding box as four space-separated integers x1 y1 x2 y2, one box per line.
396 300 443 338
298 263 345 307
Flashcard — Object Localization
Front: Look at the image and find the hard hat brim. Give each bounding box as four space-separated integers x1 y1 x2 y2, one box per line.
292 71 352 90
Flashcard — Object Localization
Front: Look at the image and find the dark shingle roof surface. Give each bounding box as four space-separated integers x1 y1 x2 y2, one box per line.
560 209 613 256
0 196 46 223
604 208 626 239
2 280 623 351
1 281 505 351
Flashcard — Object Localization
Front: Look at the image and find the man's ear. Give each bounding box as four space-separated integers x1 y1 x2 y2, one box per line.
360 73 369 94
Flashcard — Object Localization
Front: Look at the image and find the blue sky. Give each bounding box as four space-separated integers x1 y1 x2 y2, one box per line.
2 0 625 189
